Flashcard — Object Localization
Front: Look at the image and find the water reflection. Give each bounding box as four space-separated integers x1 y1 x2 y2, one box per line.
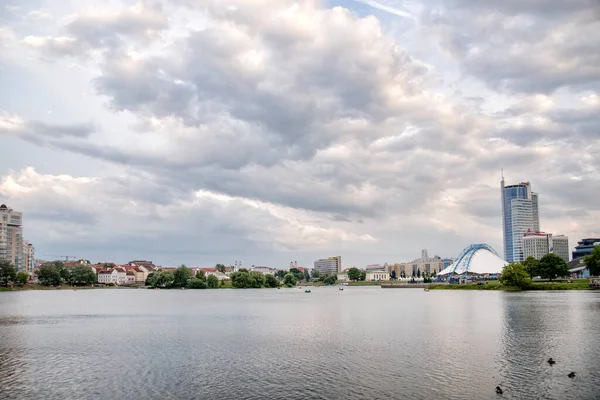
0 289 599 400
500 292 600 399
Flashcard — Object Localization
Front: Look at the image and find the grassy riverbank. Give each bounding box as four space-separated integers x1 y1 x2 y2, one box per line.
429 279 593 291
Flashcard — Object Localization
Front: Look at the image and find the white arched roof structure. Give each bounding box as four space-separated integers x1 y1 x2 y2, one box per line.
438 244 508 276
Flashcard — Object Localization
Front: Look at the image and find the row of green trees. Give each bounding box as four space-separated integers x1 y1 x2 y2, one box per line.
500 253 571 289
37 261 97 286
0 261 29 286
146 265 221 289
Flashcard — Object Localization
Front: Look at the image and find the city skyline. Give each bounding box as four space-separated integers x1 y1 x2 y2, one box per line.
1 0 599 267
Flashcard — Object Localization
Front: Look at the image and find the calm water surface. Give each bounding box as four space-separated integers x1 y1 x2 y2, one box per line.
1 287 599 400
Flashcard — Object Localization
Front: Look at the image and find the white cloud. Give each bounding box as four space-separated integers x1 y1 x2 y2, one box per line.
0 0 599 266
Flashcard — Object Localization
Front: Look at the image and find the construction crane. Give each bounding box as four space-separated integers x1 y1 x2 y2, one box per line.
43 255 79 262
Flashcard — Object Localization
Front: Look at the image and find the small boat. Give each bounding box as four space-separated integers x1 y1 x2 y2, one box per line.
339 285 344 291
424 288 429 292
305 289 311 293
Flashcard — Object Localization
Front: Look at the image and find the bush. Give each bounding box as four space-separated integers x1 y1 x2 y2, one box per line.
499 263 531 289
283 273 297 287
206 274 219 289
265 274 280 288
187 278 207 289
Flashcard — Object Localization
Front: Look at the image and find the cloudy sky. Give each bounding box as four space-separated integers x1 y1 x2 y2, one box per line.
1 0 599 268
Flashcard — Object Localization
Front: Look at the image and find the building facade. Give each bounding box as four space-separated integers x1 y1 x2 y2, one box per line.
552 235 569 263
522 232 569 263
23 241 35 274
365 270 389 281
388 253 452 278
0 204 24 270
572 238 600 260
313 256 341 276
501 179 540 263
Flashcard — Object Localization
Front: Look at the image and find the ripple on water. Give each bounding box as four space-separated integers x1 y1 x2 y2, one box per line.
0 289 599 400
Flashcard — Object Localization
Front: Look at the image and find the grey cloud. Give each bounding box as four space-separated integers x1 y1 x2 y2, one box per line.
64 2 167 49
423 0 600 94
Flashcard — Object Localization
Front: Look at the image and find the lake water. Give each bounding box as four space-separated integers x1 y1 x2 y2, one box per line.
1 287 599 400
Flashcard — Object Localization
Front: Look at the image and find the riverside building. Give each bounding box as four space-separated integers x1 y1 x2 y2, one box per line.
522 232 569 263
501 178 540 262
313 256 341 276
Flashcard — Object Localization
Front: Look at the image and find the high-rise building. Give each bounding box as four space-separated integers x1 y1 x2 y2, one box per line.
501 178 540 263
23 240 35 274
313 256 341 276
0 204 24 270
523 232 552 260
572 238 600 260
522 231 569 263
552 235 569 263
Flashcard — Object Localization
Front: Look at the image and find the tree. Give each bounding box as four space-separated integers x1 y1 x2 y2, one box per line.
220 279 226 287
323 275 337 285
149 270 174 288
37 266 62 286
145 272 155 286
523 256 540 279
276 270 287 279
499 263 531 289
283 273 297 287
187 278 207 289
231 271 252 288
417 270 421 278
16 272 29 286
172 265 192 288
347 267 361 281
70 266 97 286
216 264 226 273
538 253 570 281
359 270 366 281
304 270 310 282
250 271 265 288
390 270 397 280
289 268 304 282
207 274 219 288
238 268 249 273
584 246 600 276
311 269 320 280
265 274 279 288
196 269 206 281
0 261 17 286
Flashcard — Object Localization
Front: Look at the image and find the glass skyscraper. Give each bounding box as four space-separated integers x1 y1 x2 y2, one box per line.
501 178 540 262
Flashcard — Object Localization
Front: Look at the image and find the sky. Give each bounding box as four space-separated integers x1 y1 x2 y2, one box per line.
0 0 599 268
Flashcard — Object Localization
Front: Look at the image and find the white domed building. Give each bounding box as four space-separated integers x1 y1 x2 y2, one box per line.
438 244 508 277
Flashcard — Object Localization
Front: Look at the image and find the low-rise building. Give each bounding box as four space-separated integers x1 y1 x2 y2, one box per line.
98 269 118 284
365 270 389 281
250 266 277 275
125 270 136 284
114 267 127 285
568 258 590 279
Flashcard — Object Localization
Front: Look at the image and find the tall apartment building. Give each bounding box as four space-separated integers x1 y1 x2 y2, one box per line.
0 204 24 270
572 238 600 260
501 178 540 263
23 240 35 274
522 231 569 264
313 256 341 276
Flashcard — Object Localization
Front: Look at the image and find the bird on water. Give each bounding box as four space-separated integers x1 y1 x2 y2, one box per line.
495 386 503 395
568 372 576 378
548 358 556 365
